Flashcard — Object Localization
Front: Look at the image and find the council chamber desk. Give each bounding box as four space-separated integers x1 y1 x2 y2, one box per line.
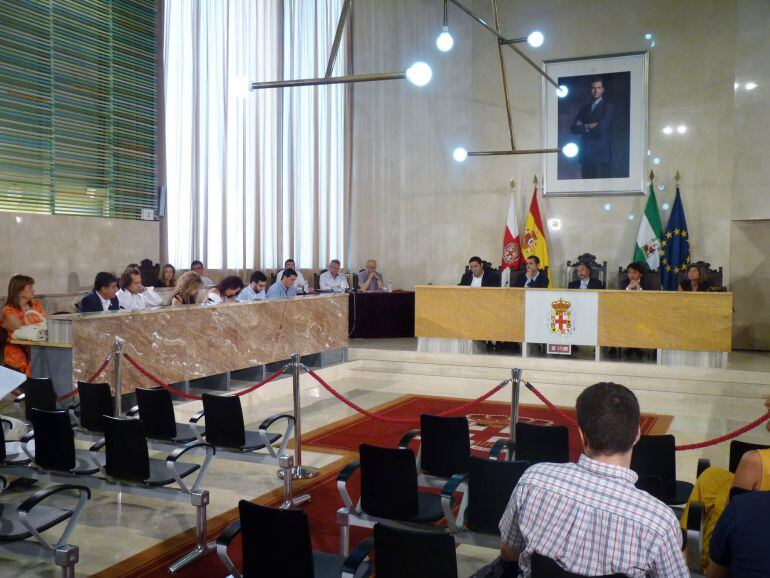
414 286 732 368
13 294 348 397
348 290 415 338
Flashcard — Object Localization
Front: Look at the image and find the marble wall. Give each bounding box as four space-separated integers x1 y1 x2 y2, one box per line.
0 212 159 294
348 0 768 295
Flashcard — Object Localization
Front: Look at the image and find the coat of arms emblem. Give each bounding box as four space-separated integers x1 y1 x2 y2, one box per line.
523 229 538 251
548 298 575 335
503 242 520 265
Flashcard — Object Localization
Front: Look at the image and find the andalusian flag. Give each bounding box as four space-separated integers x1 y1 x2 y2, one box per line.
522 177 551 287
633 177 663 270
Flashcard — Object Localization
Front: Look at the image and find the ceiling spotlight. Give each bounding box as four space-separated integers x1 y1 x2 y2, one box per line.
653 157 661 165
562 142 579 158
556 85 569 98
659 184 665 191
662 126 673 135
547 218 562 230
644 33 653 40
676 125 687 134
453 147 468 162
628 213 636 220
745 82 757 90
436 27 454 52
734 82 740 90
406 62 432 87
603 203 612 211
15 216 23 224
662 202 670 211
527 31 544 48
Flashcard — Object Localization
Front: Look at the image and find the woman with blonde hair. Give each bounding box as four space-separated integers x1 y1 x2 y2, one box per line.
1 274 47 375
171 271 203 306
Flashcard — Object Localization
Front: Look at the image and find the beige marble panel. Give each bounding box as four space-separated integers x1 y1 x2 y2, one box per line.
730 220 770 350
70 295 348 391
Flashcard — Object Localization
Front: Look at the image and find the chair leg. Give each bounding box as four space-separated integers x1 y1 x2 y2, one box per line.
167 490 216 574
53 544 79 578
337 508 351 556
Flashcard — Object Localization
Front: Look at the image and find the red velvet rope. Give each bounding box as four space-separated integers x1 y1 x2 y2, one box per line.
305 367 510 425
56 352 113 401
122 353 286 401
524 381 770 452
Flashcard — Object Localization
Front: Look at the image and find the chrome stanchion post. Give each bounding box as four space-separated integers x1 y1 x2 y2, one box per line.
509 368 521 461
284 353 319 480
53 544 79 578
113 337 124 417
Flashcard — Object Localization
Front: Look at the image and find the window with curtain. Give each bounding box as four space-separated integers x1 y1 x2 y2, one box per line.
164 0 348 271
0 0 157 219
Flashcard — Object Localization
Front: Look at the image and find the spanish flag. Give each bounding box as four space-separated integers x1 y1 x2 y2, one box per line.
522 177 551 287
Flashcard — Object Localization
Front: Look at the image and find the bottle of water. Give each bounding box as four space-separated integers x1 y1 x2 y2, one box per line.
387 280 393 293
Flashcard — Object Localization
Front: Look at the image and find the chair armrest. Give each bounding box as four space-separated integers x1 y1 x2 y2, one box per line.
89 439 106 452
18 484 92 550
167 441 215 493
0 476 6 491
1 417 12 431
67 401 81 427
398 429 420 449
685 500 704 570
20 430 35 461
441 473 468 532
258 413 295 458
126 405 140 417
14 393 26 404
216 519 243 578
696 458 711 478
88 438 108 476
490 438 510 461
337 460 361 509
342 537 374 578
189 409 205 424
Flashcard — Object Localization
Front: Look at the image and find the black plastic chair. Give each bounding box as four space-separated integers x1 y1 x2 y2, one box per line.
630 435 692 505
530 553 627 578
15 377 57 421
132 386 199 444
71 381 113 434
442 456 529 548
337 443 452 555
190 393 292 459
217 500 360 578
728 440 770 473
491 422 570 464
23 409 99 475
0 417 28 466
343 523 457 578
398 413 470 487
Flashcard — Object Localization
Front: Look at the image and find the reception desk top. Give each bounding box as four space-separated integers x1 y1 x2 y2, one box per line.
415 285 732 352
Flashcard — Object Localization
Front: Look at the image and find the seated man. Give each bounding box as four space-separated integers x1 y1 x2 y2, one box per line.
266 268 298 300
499 382 688 578
276 258 310 294
319 259 349 292
708 490 770 578
568 261 605 289
237 271 268 302
78 272 120 313
459 256 499 287
190 260 214 286
358 259 384 292
621 262 647 290
513 256 549 288
116 268 163 311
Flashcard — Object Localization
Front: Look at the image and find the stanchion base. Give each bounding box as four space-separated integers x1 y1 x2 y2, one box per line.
277 465 320 480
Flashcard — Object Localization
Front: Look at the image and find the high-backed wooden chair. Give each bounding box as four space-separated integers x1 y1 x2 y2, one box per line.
567 253 607 287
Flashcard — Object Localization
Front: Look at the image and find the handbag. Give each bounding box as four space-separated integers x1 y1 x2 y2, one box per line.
11 309 48 342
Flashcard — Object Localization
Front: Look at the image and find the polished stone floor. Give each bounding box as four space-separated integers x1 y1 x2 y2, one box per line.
1 341 769 576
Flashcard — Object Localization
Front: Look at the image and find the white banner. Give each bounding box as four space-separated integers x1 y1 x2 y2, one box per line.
525 290 599 346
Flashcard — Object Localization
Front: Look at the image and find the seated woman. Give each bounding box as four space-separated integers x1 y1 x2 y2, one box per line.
202 275 244 305
159 263 177 288
681 395 770 572
1 275 47 376
620 261 646 290
170 271 203 306
678 263 713 292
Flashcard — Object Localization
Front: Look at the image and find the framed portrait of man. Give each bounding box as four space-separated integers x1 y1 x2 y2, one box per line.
542 51 648 196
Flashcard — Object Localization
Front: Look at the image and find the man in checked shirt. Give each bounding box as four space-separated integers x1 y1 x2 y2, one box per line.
499 382 689 578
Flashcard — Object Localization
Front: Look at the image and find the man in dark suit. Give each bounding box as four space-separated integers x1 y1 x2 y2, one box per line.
568 261 605 289
459 256 500 287
513 256 549 288
78 272 120 313
570 76 615 179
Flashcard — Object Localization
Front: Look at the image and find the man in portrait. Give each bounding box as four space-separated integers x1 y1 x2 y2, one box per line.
570 76 615 179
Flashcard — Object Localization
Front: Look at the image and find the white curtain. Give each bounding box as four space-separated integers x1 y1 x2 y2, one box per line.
163 0 347 271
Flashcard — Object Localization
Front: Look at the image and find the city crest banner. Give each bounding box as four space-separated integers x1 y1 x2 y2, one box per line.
524 290 598 346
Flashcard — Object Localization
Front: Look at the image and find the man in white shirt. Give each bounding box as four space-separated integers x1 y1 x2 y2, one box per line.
319 259 349 292
116 268 163 311
190 260 214 286
276 258 310 294
237 271 268 302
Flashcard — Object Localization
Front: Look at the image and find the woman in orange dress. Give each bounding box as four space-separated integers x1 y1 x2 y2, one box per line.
1 275 47 376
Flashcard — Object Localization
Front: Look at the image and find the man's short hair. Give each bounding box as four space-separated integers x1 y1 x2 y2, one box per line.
284 258 295 267
590 76 605 87
577 261 591 272
191 260 203 269
469 256 483 265
576 382 640 455
283 268 298 278
329 259 341 267
94 271 118 292
120 267 140 290
627 262 645 274
250 271 267 284
527 255 541 265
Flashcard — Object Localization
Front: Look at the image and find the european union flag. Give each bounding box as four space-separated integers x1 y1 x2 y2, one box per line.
660 187 690 290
